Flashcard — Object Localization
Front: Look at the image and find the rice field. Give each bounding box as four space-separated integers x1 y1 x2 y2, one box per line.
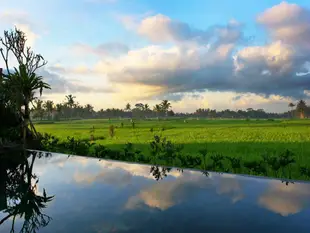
35 118 310 166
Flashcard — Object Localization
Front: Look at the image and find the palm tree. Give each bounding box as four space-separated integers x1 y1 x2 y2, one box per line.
55 103 63 119
125 103 131 111
296 100 307 119
65 94 75 108
85 104 94 117
288 102 295 118
2 64 50 148
65 94 76 119
43 100 54 120
32 99 44 120
160 100 171 117
153 104 162 119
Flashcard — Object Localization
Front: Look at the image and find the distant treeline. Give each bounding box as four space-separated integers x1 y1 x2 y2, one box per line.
31 94 309 121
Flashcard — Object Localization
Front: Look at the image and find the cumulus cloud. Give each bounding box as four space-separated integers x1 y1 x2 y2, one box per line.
73 158 183 186
137 14 208 43
257 1 310 48
86 3 310 101
125 172 209 210
92 41 310 99
74 169 132 186
135 14 245 46
126 172 244 210
258 181 310 216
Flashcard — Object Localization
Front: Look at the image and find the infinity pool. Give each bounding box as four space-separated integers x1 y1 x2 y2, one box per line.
1 151 310 232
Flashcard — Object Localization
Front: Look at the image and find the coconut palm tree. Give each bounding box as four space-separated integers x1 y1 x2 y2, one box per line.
55 103 63 119
85 104 94 117
160 100 171 117
153 104 162 119
288 102 295 118
43 100 54 120
125 103 131 112
65 94 75 108
32 99 44 120
296 100 307 119
65 94 76 119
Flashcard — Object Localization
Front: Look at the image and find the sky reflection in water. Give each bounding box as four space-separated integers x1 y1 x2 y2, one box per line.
1 152 310 233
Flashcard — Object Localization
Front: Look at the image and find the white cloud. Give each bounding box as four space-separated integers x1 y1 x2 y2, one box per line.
258 180 310 216
73 158 183 186
257 2 310 48
125 172 243 210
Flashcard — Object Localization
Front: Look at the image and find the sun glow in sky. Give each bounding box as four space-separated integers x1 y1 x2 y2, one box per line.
1 0 310 112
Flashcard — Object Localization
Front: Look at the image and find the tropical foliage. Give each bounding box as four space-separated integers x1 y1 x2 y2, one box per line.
0 27 50 148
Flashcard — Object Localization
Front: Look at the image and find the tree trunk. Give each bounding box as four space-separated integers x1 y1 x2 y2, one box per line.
290 107 293 118
23 102 30 150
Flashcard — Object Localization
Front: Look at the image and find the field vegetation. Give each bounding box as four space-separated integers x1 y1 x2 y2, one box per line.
35 118 310 180
35 118 310 159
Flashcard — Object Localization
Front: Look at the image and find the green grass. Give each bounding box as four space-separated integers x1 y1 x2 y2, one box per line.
35 118 310 166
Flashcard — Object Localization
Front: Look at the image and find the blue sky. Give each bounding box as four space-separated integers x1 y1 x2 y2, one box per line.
1 0 310 112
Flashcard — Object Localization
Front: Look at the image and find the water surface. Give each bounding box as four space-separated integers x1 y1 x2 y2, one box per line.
1 151 310 232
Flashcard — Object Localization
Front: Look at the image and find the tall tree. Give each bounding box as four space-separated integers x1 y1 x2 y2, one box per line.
0 27 50 148
160 100 171 117
55 103 63 118
43 100 54 119
135 103 144 111
153 104 162 118
65 94 75 108
125 103 131 111
85 104 94 117
296 100 307 119
65 94 76 119
32 99 44 120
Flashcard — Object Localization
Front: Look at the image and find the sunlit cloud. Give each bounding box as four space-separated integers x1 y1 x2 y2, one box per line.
258 181 310 216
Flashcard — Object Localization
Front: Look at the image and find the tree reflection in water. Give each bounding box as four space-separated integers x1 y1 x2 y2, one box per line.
149 164 295 189
0 150 54 233
150 165 184 181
